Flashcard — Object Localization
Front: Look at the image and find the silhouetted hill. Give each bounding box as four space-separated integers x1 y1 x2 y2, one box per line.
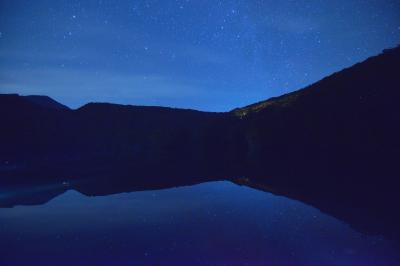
235 45 400 180
24 95 69 110
0 94 244 183
233 45 400 117
1 45 400 239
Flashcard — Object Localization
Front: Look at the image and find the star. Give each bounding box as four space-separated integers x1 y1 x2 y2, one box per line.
0 0 398 112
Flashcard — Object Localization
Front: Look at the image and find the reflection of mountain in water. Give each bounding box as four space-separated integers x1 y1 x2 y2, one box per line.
2 174 400 243
1 47 400 242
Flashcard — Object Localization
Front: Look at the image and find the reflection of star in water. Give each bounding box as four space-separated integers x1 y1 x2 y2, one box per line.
72 15 76 19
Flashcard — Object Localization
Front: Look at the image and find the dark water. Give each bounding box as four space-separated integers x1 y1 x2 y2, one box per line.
1 181 399 266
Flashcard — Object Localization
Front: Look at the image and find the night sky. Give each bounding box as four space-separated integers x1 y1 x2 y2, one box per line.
0 1 399 111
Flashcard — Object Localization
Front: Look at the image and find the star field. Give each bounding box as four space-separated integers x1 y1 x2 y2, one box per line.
0 0 399 110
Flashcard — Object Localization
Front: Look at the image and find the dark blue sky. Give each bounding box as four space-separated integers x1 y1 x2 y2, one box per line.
0 0 399 111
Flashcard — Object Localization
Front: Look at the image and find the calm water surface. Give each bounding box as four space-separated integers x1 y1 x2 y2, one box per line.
0 181 399 266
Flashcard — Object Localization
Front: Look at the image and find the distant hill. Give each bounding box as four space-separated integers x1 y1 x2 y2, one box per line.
0 93 243 182
24 95 69 110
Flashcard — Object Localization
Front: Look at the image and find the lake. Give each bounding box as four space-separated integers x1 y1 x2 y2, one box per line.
1 181 399 266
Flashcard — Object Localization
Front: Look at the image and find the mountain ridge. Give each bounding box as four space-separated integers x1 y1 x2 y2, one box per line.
1 45 400 239
5 44 399 116
232 44 400 117
1 45 399 177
